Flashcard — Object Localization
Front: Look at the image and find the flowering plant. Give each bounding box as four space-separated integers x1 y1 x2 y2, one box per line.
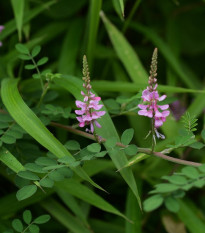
75 56 106 134
138 49 170 147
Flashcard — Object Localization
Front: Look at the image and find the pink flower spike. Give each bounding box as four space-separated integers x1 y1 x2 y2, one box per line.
75 55 106 134
137 48 169 140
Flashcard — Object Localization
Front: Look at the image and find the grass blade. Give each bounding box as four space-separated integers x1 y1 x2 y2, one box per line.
58 19 84 74
11 0 25 41
0 147 24 173
177 200 205 233
92 80 205 94
100 11 147 84
119 0 125 18
57 190 88 226
41 198 91 233
125 189 142 233
86 0 102 67
56 179 129 220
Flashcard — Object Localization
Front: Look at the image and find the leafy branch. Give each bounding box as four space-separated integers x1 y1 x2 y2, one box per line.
50 122 202 167
15 44 48 90
143 164 205 213
4 209 50 233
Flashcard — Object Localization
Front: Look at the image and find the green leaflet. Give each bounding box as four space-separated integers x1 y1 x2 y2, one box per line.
1 78 103 191
53 75 142 208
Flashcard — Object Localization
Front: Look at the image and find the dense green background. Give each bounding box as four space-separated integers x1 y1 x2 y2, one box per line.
0 0 205 232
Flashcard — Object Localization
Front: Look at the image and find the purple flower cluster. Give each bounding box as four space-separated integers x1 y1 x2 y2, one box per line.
75 56 105 133
75 90 105 133
138 48 170 129
138 88 170 127
0 25 4 46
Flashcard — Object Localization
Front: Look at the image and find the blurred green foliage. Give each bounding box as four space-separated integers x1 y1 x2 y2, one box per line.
0 0 205 233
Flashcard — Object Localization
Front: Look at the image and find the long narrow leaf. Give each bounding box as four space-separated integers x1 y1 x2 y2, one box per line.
92 80 205 94
56 179 128 220
125 189 142 233
0 147 24 173
41 198 91 233
58 19 84 74
87 0 102 66
177 200 205 233
11 0 25 41
100 11 147 84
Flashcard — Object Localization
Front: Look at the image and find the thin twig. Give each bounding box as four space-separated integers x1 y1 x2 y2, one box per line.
50 122 202 167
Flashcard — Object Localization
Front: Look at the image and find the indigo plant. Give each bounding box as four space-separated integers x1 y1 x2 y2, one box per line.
0 1 205 233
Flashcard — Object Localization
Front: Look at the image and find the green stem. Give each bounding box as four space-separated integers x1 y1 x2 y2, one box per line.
151 118 155 153
22 222 34 233
37 83 49 108
50 122 202 167
122 0 142 34
30 54 44 90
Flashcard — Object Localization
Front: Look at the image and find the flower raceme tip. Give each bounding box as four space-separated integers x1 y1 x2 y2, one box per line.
138 48 170 131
